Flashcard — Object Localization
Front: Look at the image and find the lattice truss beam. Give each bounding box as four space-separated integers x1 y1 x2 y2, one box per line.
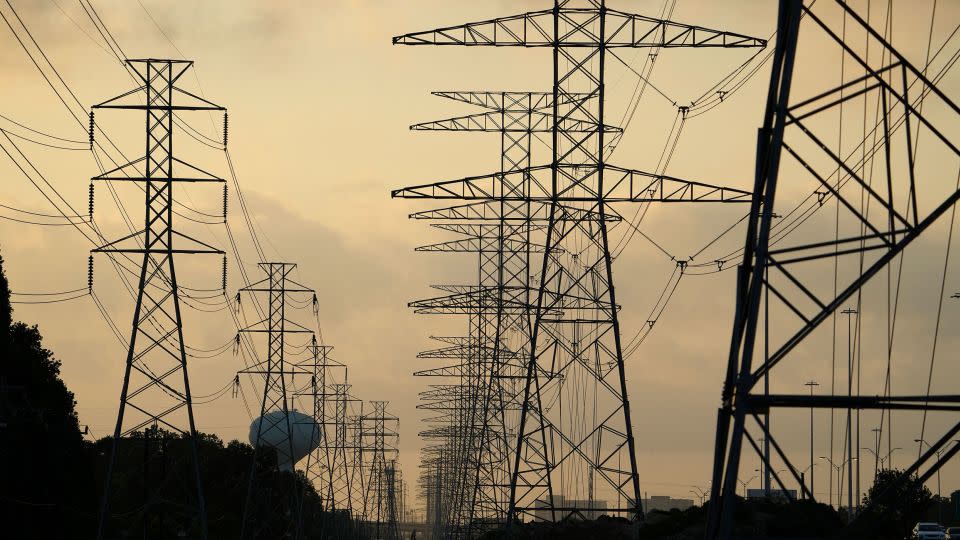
393 0 765 527
707 1 960 538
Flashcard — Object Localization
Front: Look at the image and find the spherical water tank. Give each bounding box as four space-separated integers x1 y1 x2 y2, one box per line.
248 409 320 472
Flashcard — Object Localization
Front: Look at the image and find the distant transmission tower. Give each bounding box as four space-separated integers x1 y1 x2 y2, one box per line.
238 262 316 539
295 341 346 512
707 1 960 537
361 401 400 540
328 382 361 517
91 58 226 540
394 1 763 524
408 90 618 536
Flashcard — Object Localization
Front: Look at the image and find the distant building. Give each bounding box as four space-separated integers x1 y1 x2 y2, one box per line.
643 495 694 514
533 495 608 521
746 488 798 502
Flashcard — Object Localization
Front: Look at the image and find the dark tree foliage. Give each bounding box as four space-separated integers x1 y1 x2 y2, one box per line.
480 499 843 540
845 468 935 540
0 252 98 537
0 252 366 538
93 429 364 539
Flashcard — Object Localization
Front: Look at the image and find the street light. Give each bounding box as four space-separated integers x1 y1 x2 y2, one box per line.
914 439 960 523
804 381 819 498
820 456 857 510
737 469 760 498
689 488 707 506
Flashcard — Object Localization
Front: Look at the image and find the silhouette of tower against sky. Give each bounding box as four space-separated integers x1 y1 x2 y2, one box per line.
91 58 226 540
295 342 346 513
408 90 621 536
238 261 315 539
706 1 960 537
392 0 764 524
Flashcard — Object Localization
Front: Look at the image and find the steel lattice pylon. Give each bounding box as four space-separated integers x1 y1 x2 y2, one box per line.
92 58 226 540
706 1 960 537
393 0 764 526
360 401 401 540
238 262 316 539
409 90 619 537
294 342 346 514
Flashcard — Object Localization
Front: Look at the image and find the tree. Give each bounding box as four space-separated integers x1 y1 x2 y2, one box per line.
847 469 935 539
0 251 97 536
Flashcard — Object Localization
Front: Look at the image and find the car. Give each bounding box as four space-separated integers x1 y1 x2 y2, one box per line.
946 527 960 540
913 522 946 540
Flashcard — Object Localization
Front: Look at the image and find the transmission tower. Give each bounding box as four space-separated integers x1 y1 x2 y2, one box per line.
295 341 347 513
238 262 316 539
360 401 400 539
707 1 960 537
91 58 226 540
409 90 624 536
327 382 361 518
385 460 403 540
393 1 764 524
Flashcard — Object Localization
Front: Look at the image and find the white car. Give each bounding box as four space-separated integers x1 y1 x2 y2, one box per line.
913 522 946 540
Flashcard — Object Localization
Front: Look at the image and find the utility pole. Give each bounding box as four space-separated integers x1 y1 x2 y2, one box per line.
91 58 226 540
804 381 819 499
841 307 857 515
393 1 763 524
238 262 316 540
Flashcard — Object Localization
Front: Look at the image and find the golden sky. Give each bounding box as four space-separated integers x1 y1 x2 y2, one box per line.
2 0 959 510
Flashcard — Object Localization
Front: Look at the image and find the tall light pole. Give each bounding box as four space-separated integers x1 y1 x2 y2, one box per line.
841 307 858 515
737 470 760 498
878 447 901 470
819 457 839 507
799 464 814 501
690 488 708 506
914 439 960 523
820 456 857 511
804 381 819 499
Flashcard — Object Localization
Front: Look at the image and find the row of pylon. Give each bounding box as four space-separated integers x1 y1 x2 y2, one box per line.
391 2 766 538
87 60 405 539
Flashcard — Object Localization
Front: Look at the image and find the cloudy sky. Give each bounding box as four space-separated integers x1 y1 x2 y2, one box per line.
2 0 959 511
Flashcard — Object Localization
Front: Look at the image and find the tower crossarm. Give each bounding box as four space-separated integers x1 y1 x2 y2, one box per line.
412 111 620 134
392 7 766 49
392 165 752 202
409 200 621 222
431 91 552 110
416 237 547 254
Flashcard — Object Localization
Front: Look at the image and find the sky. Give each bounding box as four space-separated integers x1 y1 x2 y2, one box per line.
1 0 959 513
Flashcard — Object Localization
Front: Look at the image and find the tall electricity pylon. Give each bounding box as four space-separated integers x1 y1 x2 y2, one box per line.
394 1 763 523
361 401 400 539
409 90 621 536
295 342 346 511
707 1 960 537
328 382 361 516
385 460 403 540
238 262 316 539
91 59 226 540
